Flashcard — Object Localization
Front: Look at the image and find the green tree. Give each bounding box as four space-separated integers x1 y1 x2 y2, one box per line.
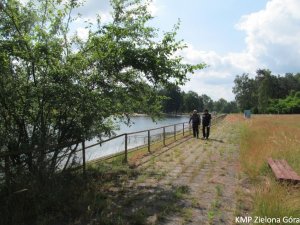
213 98 227 113
0 0 205 177
232 73 257 112
160 84 183 114
277 73 300 98
182 91 203 113
223 101 238 113
256 69 278 113
233 70 300 114
201 94 214 111
267 91 300 114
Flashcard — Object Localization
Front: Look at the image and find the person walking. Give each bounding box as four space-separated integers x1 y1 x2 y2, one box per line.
189 110 200 138
202 109 212 140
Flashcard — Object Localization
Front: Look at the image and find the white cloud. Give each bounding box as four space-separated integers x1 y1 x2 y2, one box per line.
147 0 162 16
182 73 235 101
180 0 300 101
178 45 245 100
76 27 89 41
99 10 112 23
72 0 158 35
76 10 112 25
74 0 111 17
52 0 300 101
236 0 300 73
71 8 112 40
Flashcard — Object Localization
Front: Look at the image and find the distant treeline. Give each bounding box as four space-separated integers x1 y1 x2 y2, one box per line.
157 85 238 114
158 69 300 114
233 69 300 114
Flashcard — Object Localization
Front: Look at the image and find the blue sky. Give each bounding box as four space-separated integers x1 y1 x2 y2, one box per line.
72 0 300 101
149 0 268 54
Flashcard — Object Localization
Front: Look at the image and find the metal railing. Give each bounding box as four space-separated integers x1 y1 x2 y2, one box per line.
71 122 191 169
0 114 227 187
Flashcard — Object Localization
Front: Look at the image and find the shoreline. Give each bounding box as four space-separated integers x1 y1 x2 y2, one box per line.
132 113 190 117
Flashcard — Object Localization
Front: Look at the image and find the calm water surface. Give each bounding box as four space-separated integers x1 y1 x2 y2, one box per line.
84 115 190 160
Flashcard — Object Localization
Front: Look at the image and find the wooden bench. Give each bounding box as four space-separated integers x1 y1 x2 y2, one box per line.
267 158 300 183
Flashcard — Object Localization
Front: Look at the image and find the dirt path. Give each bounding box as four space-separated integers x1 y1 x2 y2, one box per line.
96 118 239 225
122 117 241 225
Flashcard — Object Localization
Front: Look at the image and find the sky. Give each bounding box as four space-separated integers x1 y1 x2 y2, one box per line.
71 0 300 101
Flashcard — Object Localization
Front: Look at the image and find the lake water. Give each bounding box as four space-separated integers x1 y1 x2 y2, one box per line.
84 115 190 161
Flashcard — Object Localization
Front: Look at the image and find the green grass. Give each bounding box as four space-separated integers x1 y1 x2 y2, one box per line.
182 207 193 223
174 185 190 199
206 184 224 224
207 210 215 225
215 184 223 197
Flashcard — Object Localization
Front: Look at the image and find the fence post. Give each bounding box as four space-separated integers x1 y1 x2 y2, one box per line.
124 134 128 163
148 130 151 153
174 125 176 140
82 141 86 176
183 123 185 136
163 127 166 146
4 155 11 193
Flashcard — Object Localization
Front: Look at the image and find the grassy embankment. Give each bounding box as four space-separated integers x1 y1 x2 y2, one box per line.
237 115 300 221
2 117 228 225
88 128 192 166
1 129 191 225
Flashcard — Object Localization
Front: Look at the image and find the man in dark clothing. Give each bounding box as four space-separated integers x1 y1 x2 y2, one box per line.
202 109 212 139
189 110 200 138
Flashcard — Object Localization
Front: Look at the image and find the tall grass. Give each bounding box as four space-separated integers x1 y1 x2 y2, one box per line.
239 115 300 178
239 115 300 223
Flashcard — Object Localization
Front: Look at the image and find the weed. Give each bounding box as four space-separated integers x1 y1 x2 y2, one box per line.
149 157 156 165
152 170 167 180
211 199 221 209
174 185 190 199
207 210 215 224
136 173 149 183
189 159 206 182
191 197 199 208
215 184 223 197
182 207 193 223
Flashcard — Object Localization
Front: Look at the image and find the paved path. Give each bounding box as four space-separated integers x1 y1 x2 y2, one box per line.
124 117 240 225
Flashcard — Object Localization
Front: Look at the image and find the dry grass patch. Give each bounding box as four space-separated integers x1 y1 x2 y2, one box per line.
239 114 300 220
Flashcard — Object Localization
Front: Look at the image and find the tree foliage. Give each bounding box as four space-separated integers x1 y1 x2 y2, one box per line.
201 94 214 111
182 91 204 113
268 91 300 114
0 0 205 176
158 86 237 114
233 73 258 111
159 84 183 114
233 69 300 113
